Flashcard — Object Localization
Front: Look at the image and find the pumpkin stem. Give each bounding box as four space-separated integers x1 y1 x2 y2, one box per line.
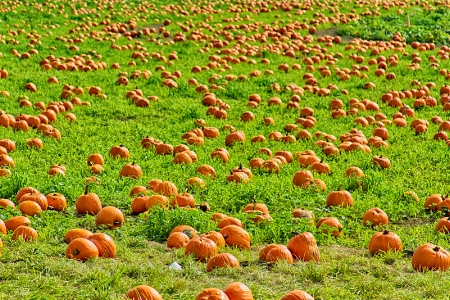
291 231 300 236
222 234 228 239
383 230 389 235
84 185 89 195
119 144 124 147
433 246 440 252
132 162 135 165
239 163 243 169
338 185 342 191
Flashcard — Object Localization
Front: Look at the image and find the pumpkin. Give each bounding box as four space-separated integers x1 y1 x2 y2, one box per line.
87 153 104 165
66 238 99 261
436 217 450 233
310 159 330 174
155 142 174 155
368 230 402 255
145 195 169 210
0 154 15 167
186 177 206 189
5 216 30 231
196 289 229 300
109 145 130 158
172 192 195 208
120 162 143 179
154 181 178 197
88 233 117 258
223 282 253 300
287 232 320 261
345 167 364 178
220 225 251 249
131 196 149 215
232 163 253 179
27 138 44 149
196 165 216 178
0 199 15 209
18 193 47 211
13 226 38 241
64 229 93 244
363 208 388 226
225 130 246 146
167 232 190 249
200 231 225 248
280 290 314 300
227 171 249 184
292 170 314 187
412 243 450 271
126 285 163 300
292 208 314 224
95 206 124 229
170 225 197 238
373 155 390 168
326 188 353 207
19 201 42 216
0 219 5 234
146 179 163 192
206 253 240 272
243 203 269 214
266 245 294 264
211 148 230 163
75 185 102 215
185 237 218 262
425 194 445 211
218 217 244 229
46 193 67 211
316 217 343 237
211 213 228 223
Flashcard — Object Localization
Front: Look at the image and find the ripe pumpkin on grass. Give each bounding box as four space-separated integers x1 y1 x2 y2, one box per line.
185 237 218 262
280 290 314 300
66 238 99 261
13 226 38 241
95 206 124 229
5 216 31 231
220 225 251 249
368 230 402 255
363 208 388 226
167 232 190 249
170 225 197 237
196 288 229 300
76 185 102 215
19 201 42 216
46 193 67 211
126 285 163 300
326 188 353 207
287 232 320 261
316 217 343 237
88 233 116 258
206 253 240 272
412 243 450 271
223 282 253 300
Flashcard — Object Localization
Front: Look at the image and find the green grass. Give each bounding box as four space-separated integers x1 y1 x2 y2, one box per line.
1 0 450 299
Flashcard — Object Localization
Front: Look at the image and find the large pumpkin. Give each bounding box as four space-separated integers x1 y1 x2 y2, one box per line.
206 253 240 272
412 243 450 271
287 232 320 261
88 233 117 258
75 185 102 215
368 230 402 255
66 238 99 261
220 225 251 249
185 237 218 262
223 282 253 300
95 206 124 229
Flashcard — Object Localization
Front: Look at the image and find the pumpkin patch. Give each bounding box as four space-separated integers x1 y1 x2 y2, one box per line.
1 0 450 298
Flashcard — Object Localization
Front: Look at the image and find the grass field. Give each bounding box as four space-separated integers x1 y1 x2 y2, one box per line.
2 0 450 299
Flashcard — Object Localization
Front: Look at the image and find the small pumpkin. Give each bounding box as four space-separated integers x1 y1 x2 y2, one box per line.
120 162 143 179
109 145 130 159
363 208 388 227
316 217 343 237
46 193 67 211
326 188 353 207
